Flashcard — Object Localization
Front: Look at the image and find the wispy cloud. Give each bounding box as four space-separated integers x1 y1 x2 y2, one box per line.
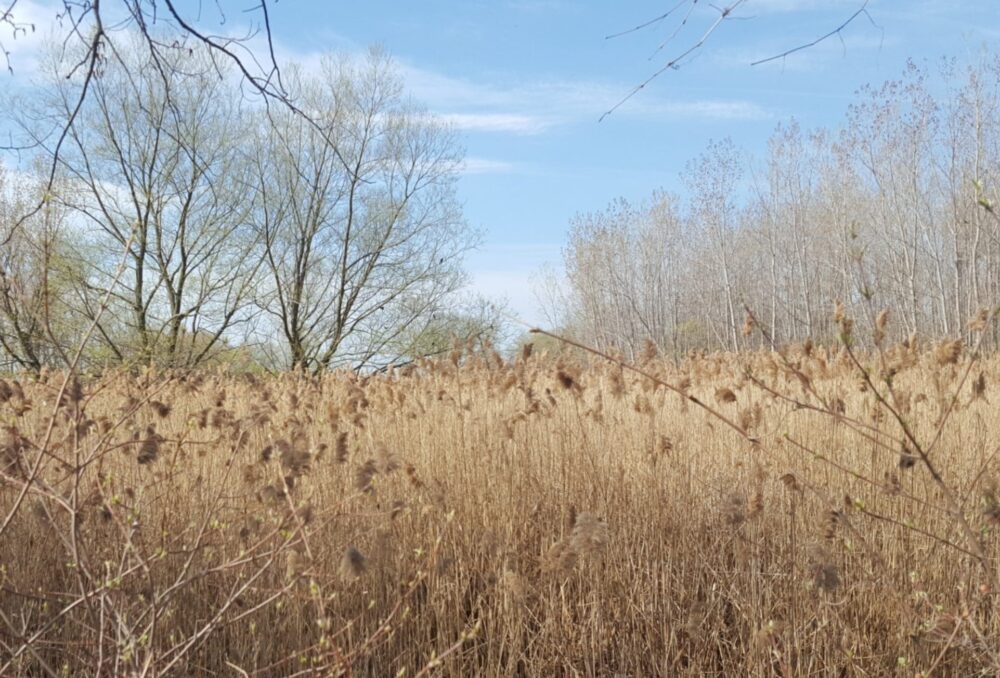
504 0 578 13
743 0 863 13
440 113 552 135
460 157 520 175
633 98 774 121
399 59 775 127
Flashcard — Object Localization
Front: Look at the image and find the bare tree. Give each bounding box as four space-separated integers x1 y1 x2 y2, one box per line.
251 50 476 372
555 54 1000 355
685 138 745 352
0 164 79 369
563 193 688 358
13 40 262 367
1 0 298 216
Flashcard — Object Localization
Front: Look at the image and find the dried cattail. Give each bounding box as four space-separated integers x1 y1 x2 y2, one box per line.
137 425 161 465
609 367 626 398
839 316 854 339
833 300 846 324
972 371 987 401
500 567 528 607
719 490 745 525
812 561 840 592
753 620 786 653
242 464 261 484
390 500 406 520
897 440 918 470
542 538 577 574
570 512 609 557
556 369 574 390
239 517 262 542
969 308 991 333
747 489 764 519
830 397 846 416
405 463 425 489
656 434 673 457
278 439 310 477
566 504 577 530
520 342 533 361
211 408 232 429
355 459 377 494
286 550 308 579
375 442 400 474
259 484 286 505
982 481 1000 524
640 338 658 364
780 473 802 493
63 376 85 408
874 309 890 345
149 400 172 418
934 339 962 366
335 431 349 463
824 510 842 541
741 314 756 338
339 546 367 580
296 502 314 525
715 387 737 405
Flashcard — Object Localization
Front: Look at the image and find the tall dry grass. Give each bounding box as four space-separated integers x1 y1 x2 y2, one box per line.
2 326 1000 675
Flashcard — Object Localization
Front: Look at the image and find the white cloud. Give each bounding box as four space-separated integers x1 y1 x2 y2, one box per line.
644 99 774 121
744 0 861 13
440 112 551 135
460 157 519 175
399 60 774 127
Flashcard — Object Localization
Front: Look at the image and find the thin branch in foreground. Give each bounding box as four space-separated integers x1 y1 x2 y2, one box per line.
600 1 747 122
751 0 881 67
601 0 880 122
604 0 688 40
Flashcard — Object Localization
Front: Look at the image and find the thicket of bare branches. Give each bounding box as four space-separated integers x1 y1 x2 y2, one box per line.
0 40 484 372
249 50 475 372
559 55 1000 359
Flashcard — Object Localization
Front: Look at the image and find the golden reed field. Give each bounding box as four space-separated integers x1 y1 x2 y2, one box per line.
2 326 1000 675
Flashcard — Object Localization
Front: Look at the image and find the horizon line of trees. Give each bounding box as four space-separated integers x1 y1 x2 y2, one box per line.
0 42 505 374
550 53 1000 359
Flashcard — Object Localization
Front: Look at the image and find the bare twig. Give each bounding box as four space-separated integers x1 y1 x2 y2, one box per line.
751 1 881 67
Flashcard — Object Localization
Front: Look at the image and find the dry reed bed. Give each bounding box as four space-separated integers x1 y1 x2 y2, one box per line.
1 341 999 675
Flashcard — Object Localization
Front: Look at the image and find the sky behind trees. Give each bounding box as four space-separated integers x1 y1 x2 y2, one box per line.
5 0 1000 324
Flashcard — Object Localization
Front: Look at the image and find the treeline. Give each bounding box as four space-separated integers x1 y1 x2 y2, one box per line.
558 55 1000 357
0 42 490 373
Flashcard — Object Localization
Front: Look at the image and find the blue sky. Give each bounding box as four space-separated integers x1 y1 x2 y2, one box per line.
4 0 1000 325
